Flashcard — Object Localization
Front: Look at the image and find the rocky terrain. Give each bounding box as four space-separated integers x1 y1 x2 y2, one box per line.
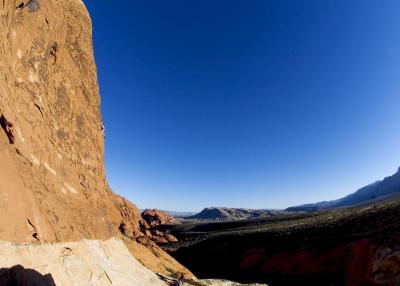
139 209 179 244
163 197 400 286
155 170 400 285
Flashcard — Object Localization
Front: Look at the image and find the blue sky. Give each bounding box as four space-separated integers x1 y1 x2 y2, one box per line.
84 0 400 212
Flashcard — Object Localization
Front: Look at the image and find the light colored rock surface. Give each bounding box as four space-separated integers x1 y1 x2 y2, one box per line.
0 236 265 286
0 238 167 286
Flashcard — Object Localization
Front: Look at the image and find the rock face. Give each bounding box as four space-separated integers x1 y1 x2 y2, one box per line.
124 236 194 281
0 0 141 243
142 209 177 228
140 209 179 245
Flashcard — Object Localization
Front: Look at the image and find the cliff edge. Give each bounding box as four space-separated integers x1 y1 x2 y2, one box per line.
0 0 137 243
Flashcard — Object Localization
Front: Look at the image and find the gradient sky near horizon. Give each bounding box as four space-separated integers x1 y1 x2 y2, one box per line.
84 0 400 212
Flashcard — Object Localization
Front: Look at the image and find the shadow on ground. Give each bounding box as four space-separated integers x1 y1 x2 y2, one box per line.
0 265 56 286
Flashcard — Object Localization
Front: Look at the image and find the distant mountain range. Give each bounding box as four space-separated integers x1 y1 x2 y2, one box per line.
184 167 400 220
185 207 288 221
287 167 400 212
164 211 196 218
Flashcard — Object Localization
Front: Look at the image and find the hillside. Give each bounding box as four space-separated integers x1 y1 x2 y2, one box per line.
287 167 400 211
164 197 400 286
186 207 287 221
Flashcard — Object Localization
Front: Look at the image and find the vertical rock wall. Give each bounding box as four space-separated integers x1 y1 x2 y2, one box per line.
0 0 140 243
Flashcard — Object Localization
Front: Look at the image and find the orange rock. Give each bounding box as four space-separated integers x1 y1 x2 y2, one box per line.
0 0 144 243
142 209 177 227
124 236 195 280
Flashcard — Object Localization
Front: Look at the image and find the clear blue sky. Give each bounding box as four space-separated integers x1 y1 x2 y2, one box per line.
84 0 400 212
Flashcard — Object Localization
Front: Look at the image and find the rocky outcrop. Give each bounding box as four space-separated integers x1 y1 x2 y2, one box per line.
142 209 177 227
140 209 179 244
114 194 143 238
0 0 143 243
124 236 195 280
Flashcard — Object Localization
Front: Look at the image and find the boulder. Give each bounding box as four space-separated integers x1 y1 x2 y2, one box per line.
142 209 177 227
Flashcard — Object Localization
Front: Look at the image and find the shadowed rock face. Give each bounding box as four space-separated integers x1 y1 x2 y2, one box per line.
0 0 142 243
